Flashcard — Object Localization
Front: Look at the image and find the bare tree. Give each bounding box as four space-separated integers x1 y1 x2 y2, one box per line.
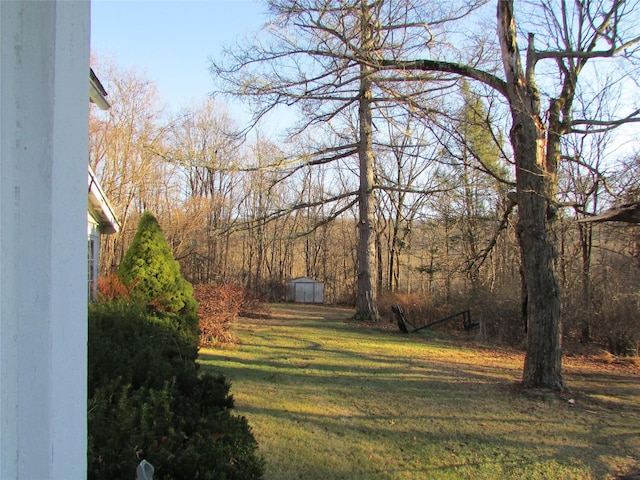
378 0 640 389
89 59 168 273
211 0 484 321
162 100 243 282
375 116 438 292
559 127 613 342
446 81 509 291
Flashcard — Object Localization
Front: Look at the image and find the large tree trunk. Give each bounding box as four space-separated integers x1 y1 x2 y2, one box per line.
354 62 379 321
353 1 378 321
498 0 563 389
511 110 563 389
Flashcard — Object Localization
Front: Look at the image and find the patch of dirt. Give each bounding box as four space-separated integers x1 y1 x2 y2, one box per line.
240 311 274 319
372 319 640 376
565 353 640 377
617 470 640 480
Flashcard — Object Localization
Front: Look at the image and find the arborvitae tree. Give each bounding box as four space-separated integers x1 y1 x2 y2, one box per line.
118 211 198 318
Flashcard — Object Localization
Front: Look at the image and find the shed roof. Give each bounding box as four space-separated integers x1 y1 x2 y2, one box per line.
288 276 322 284
287 277 322 283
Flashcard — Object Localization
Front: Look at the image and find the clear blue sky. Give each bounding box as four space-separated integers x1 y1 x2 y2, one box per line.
91 0 269 111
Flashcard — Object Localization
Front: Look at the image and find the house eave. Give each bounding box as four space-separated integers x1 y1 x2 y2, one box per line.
89 68 110 110
88 165 120 234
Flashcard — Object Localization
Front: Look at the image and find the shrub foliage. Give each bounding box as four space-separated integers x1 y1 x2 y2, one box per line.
194 283 244 346
89 211 263 479
88 301 264 479
118 211 198 317
97 271 133 301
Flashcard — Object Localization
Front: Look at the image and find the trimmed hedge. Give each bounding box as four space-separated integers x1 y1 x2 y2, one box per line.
88 300 264 479
90 210 262 478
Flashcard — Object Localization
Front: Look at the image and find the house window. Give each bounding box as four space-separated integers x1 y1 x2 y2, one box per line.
88 236 98 301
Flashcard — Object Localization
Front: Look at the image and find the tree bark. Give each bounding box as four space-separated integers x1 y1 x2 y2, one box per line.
355 60 379 321
352 0 379 321
370 0 566 388
498 0 563 389
512 109 563 389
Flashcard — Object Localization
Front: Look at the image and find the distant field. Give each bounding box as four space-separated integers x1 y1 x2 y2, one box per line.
199 303 640 480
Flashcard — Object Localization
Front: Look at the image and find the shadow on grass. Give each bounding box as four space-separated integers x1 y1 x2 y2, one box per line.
199 304 640 480
224 398 633 479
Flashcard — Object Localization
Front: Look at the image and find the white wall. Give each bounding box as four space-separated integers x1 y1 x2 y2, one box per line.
0 1 90 478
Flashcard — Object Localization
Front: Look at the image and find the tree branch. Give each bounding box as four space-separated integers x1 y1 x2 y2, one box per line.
465 193 517 274
571 107 640 133
376 59 508 98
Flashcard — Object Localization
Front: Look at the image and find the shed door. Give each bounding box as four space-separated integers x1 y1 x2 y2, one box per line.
304 284 314 303
296 283 313 303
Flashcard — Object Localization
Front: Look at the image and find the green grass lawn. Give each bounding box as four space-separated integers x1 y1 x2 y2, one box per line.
199 304 640 480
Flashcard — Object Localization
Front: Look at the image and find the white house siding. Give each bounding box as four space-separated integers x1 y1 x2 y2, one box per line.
87 165 120 301
0 1 90 478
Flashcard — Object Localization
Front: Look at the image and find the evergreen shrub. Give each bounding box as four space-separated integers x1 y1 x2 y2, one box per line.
89 211 263 479
118 211 198 319
88 300 264 479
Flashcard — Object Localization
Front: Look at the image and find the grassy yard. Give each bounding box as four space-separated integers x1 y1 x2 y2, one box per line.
199 304 640 480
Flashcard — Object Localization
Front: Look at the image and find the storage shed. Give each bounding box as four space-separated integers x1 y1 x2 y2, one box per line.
285 277 324 304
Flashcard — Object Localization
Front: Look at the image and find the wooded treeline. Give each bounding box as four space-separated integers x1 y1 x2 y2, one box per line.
90 0 640 367
89 57 638 353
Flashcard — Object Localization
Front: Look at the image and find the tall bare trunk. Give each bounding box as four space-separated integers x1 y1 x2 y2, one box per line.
579 222 593 342
355 61 378 321
498 0 563 389
353 0 378 321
